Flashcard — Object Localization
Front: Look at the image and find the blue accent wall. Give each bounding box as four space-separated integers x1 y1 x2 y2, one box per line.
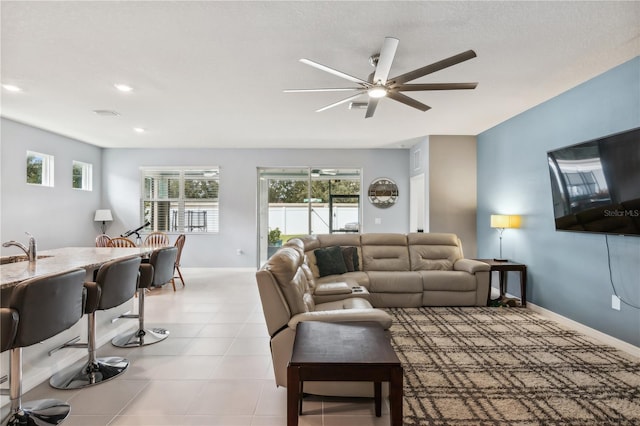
478 57 640 346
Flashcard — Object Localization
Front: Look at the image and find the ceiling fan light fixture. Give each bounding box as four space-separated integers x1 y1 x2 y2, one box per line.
368 86 387 98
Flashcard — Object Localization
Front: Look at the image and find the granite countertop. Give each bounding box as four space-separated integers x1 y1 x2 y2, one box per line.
1 246 152 288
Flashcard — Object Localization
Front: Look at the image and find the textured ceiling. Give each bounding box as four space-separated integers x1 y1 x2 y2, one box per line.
1 1 639 149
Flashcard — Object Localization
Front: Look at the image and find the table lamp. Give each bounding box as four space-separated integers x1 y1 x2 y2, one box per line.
94 209 113 234
490 214 521 261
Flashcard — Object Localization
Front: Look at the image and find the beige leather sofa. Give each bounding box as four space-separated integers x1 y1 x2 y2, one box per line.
256 232 490 397
300 232 490 307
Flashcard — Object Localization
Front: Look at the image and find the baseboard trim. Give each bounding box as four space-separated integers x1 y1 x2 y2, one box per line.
527 302 640 358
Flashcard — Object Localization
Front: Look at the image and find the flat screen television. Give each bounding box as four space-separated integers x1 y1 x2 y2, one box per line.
547 127 640 236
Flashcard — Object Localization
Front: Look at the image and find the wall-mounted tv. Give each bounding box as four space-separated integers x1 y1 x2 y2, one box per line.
547 127 640 236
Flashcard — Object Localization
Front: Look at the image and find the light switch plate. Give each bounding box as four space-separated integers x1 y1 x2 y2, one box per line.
612 295 621 310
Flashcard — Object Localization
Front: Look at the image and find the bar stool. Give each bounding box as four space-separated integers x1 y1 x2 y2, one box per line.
1 269 86 426
49 256 141 390
112 246 178 347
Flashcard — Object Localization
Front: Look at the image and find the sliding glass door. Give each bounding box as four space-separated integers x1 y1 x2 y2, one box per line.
257 167 361 266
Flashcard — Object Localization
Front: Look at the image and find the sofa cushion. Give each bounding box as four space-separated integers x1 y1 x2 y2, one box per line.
317 233 361 248
362 245 410 271
303 292 315 311
300 263 316 290
316 271 369 288
408 232 463 271
314 246 348 277
360 233 410 271
366 271 423 293
315 298 373 311
266 247 308 315
417 270 476 292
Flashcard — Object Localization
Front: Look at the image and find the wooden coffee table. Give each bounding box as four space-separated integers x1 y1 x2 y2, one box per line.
287 321 403 426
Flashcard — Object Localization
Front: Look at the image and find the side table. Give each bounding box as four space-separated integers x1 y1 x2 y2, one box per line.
475 259 527 307
287 321 403 426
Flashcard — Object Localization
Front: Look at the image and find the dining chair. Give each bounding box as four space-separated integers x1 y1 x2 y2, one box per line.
173 234 186 289
143 231 170 248
95 234 111 247
107 237 137 248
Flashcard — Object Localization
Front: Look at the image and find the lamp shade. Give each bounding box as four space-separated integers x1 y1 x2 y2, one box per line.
491 214 521 229
94 209 113 222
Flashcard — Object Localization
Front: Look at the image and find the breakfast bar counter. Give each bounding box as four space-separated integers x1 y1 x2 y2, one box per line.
0 246 153 400
1 246 152 288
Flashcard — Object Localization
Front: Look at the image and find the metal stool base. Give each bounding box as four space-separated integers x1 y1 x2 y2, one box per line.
49 357 128 390
4 398 70 426
111 327 169 348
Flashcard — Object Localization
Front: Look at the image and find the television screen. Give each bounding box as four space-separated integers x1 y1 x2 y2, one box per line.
547 127 640 236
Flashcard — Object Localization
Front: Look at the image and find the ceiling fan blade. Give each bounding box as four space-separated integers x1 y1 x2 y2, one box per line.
365 98 379 119
393 82 478 91
316 91 366 112
372 37 399 84
284 88 362 93
386 91 431 112
300 58 369 85
390 50 477 85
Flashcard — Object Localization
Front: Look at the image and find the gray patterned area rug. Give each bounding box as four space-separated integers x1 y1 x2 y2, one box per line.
387 307 640 426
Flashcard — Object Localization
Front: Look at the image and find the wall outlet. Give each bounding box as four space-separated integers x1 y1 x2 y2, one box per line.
374 218 382 225
611 295 621 311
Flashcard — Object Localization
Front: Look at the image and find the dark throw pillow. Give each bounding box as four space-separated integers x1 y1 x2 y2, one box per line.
314 246 348 277
340 246 359 272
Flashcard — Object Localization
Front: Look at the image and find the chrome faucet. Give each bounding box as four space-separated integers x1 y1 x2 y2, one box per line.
2 232 37 262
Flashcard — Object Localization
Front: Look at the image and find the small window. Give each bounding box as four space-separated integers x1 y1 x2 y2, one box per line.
72 160 93 190
26 151 54 187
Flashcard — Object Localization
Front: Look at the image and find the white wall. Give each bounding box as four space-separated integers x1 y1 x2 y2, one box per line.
1 118 103 251
102 148 410 267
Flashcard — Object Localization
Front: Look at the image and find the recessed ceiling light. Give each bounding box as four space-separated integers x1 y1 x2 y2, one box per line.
134 127 146 133
93 109 120 116
114 83 133 92
2 84 22 92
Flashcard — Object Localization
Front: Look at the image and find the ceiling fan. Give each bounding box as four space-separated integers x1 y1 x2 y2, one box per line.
284 37 477 118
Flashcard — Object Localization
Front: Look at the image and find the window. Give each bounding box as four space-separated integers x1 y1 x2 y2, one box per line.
26 151 54 186
141 167 219 233
72 160 93 190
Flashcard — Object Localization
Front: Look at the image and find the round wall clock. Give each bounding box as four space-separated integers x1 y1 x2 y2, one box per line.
368 178 399 208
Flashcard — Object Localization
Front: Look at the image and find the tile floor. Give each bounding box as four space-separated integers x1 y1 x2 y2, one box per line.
11 268 391 426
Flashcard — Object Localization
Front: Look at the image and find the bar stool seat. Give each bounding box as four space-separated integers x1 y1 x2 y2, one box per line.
49 256 141 390
112 246 178 347
1 269 86 426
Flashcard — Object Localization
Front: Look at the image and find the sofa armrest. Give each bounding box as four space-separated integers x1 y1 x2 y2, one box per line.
288 308 392 330
453 259 491 274
314 282 352 296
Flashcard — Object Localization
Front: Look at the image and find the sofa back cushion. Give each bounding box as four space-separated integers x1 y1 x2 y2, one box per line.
265 247 309 315
361 233 410 271
408 233 463 271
